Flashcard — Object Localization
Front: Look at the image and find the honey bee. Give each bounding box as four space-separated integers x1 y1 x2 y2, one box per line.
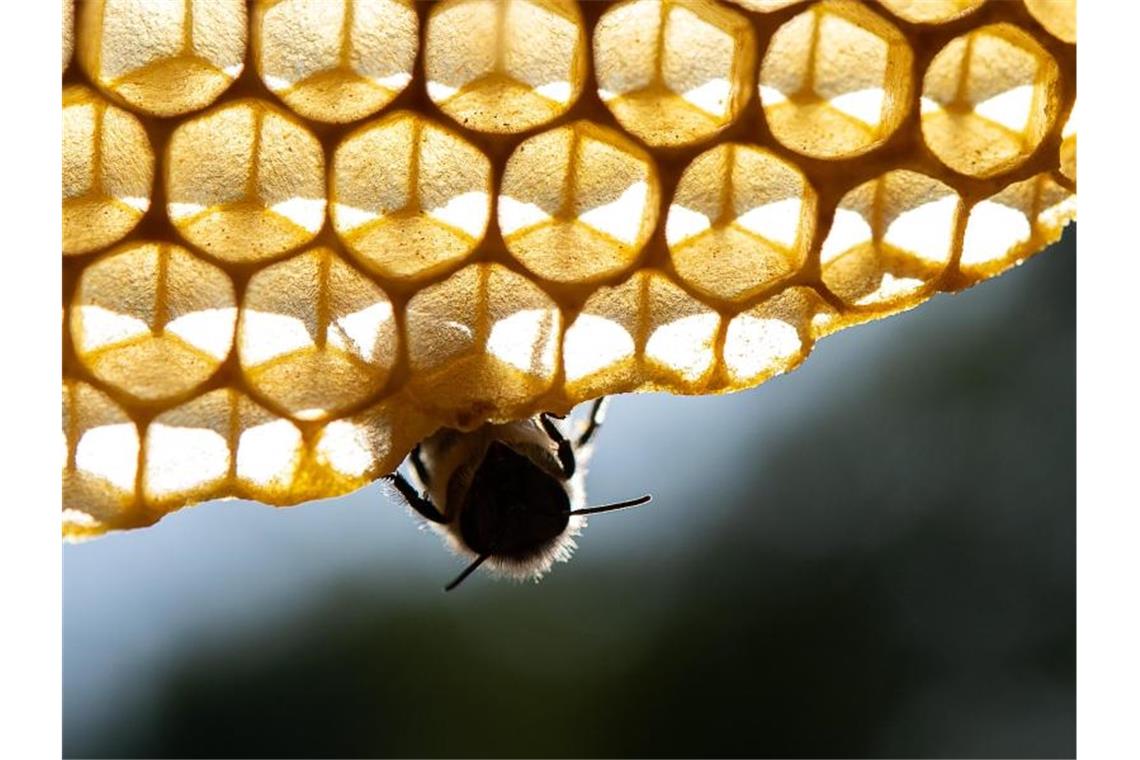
384 398 652 591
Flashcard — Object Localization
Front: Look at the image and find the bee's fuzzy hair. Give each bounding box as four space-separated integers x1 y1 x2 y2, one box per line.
432 514 588 582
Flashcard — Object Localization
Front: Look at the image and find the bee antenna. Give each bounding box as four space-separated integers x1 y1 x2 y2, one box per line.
569 494 653 516
444 554 489 592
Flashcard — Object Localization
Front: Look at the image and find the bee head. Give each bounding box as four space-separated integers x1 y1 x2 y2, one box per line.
459 441 571 563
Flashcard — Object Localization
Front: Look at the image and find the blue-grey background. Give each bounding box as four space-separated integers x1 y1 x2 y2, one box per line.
64 229 1075 758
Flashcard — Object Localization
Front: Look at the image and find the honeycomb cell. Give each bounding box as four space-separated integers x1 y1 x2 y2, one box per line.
62 86 154 255
723 286 835 385
142 388 303 507
666 143 816 302
921 24 1061 178
78 0 246 117
166 99 326 263
643 273 721 389
313 397 434 483
760 1 913 159
331 111 492 281
63 380 140 535
70 242 237 402
875 0 984 25
594 0 756 148
405 263 562 421
1060 101 1076 183
959 174 1074 281
238 248 398 421
500 121 660 283
820 170 962 309
424 0 586 133
1026 0 1076 45
253 0 418 123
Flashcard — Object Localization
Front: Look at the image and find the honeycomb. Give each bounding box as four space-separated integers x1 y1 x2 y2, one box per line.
62 0 1076 538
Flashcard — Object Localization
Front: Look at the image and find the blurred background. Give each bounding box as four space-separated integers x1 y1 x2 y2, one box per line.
64 229 1074 759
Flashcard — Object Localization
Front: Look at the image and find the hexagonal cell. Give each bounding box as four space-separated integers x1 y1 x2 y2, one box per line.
332 111 492 281
63 380 139 534
405 263 562 422
78 0 246 117
70 242 237 401
921 23 1061 178
62 86 154 255
1026 0 1075 44
723 286 835 385
425 0 586 133
875 0 984 25
820 170 962 309
594 0 755 148
959 174 1074 281
142 388 303 507
643 272 722 389
500 121 660 283
254 0 418 123
238 247 398 421
760 1 912 159
313 396 434 483
166 99 326 263
1060 100 1076 183
666 143 817 303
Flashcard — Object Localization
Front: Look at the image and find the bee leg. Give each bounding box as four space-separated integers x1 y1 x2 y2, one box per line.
410 444 431 489
577 397 608 447
383 472 447 524
539 412 577 480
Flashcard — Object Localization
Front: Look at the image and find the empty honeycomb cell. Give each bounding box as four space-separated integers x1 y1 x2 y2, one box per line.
594 0 755 148
166 98 326 263
874 0 984 25
921 23 1061 179
760 0 913 160
313 396 435 485
253 0 418 123
643 272 722 390
78 0 246 117
405 263 562 423
667 143 817 303
331 111 492 281
62 86 153 255
63 380 140 536
424 0 586 133
1060 101 1076 183
142 388 304 508
562 272 645 398
723 286 835 385
1025 0 1076 45
959 174 1073 281
70 242 237 402
500 121 660 283
238 247 399 421
820 170 962 309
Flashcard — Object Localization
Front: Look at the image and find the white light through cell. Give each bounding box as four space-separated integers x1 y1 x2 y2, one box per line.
74 304 151 352
426 80 460 102
534 81 573 104
645 313 719 382
961 200 1031 268
681 78 731 118
316 419 377 478
828 88 885 126
168 201 208 220
487 308 558 376
578 181 648 245
427 191 490 239
237 419 301 488
330 301 394 363
499 195 553 236
724 315 801 382
563 313 635 382
821 208 873 265
973 85 1033 132
759 85 788 106
240 309 316 366
269 197 327 232
665 204 711 247
145 424 230 497
333 202 380 230
165 307 238 360
855 272 925 306
75 423 139 493
734 197 804 249
882 195 958 264
371 72 413 91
